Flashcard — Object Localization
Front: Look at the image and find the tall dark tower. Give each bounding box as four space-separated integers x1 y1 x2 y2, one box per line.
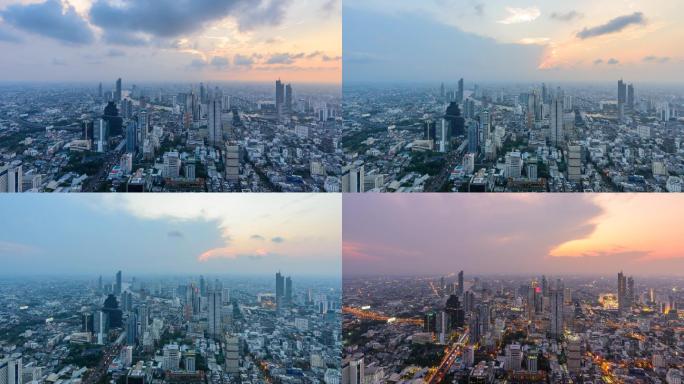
627 83 635 110
115 78 122 102
275 271 285 308
285 276 293 303
103 102 123 136
444 102 465 138
115 270 122 295
285 83 293 114
445 294 465 328
457 78 464 103
275 79 285 118
457 270 464 295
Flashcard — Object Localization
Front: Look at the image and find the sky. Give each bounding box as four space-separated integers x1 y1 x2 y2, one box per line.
0 0 341 83
0 194 341 276
343 194 684 277
343 0 684 83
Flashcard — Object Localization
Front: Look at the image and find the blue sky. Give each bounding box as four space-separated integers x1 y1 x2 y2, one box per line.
343 0 684 83
0 194 341 276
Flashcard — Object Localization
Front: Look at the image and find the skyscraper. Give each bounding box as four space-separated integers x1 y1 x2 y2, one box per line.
285 276 293 304
98 82 103 98
618 271 627 313
275 79 285 118
276 271 285 308
138 110 148 145
457 78 464 103
207 92 223 147
207 287 222 340
126 122 137 154
549 286 564 340
115 78 122 102
627 83 635 110
115 270 122 295
285 83 293 114
0 353 22 384
444 102 465 138
550 95 564 146
457 270 464 295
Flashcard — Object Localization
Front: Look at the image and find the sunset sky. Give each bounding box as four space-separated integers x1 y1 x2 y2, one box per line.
344 0 684 83
0 194 341 276
0 0 341 83
343 194 684 276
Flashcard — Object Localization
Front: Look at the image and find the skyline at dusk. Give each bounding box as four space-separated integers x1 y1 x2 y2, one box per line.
343 194 684 276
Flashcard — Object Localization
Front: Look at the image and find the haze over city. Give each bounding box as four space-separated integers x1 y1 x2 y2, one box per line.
343 194 684 276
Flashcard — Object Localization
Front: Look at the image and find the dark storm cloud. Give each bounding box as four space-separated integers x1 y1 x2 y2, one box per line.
89 0 292 40
550 10 583 22
576 12 646 39
1 0 94 45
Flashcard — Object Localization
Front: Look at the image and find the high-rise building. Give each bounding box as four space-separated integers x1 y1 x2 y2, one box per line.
505 151 522 179
163 152 181 179
163 344 181 371
138 110 148 145
567 144 582 182
126 122 137 154
550 286 564 340
566 334 581 374
115 78 122 102
98 82 103 98
342 166 364 193
458 271 464 295
285 276 293 304
285 83 293 114
0 353 22 384
207 288 222 340
184 352 196 373
618 271 629 313
444 102 465 138
467 121 478 154
550 95 564 146
0 161 23 193
276 272 285 308
627 83 635 110
445 294 464 328
224 142 240 183
506 343 522 371
342 354 364 384
457 78 464 103
224 334 240 374
126 314 137 345
207 94 223 147
115 270 122 295
94 310 109 345
275 79 285 118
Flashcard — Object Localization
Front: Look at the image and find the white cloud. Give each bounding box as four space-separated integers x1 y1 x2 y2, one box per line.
498 7 541 24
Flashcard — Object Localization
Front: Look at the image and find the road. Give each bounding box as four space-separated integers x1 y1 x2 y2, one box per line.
342 306 423 326
83 139 125 192
425 140 468 192
83 343 123 384
426 330 469 384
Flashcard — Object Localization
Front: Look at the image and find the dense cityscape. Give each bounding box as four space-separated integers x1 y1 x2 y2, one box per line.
343 272 684 383
0 271 341 383
0 79 342 193
342 81 684 192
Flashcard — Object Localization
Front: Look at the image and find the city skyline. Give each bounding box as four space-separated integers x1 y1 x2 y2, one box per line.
343 194 684 276
0 194 341 276
344 0 684 83
0 0 341 83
